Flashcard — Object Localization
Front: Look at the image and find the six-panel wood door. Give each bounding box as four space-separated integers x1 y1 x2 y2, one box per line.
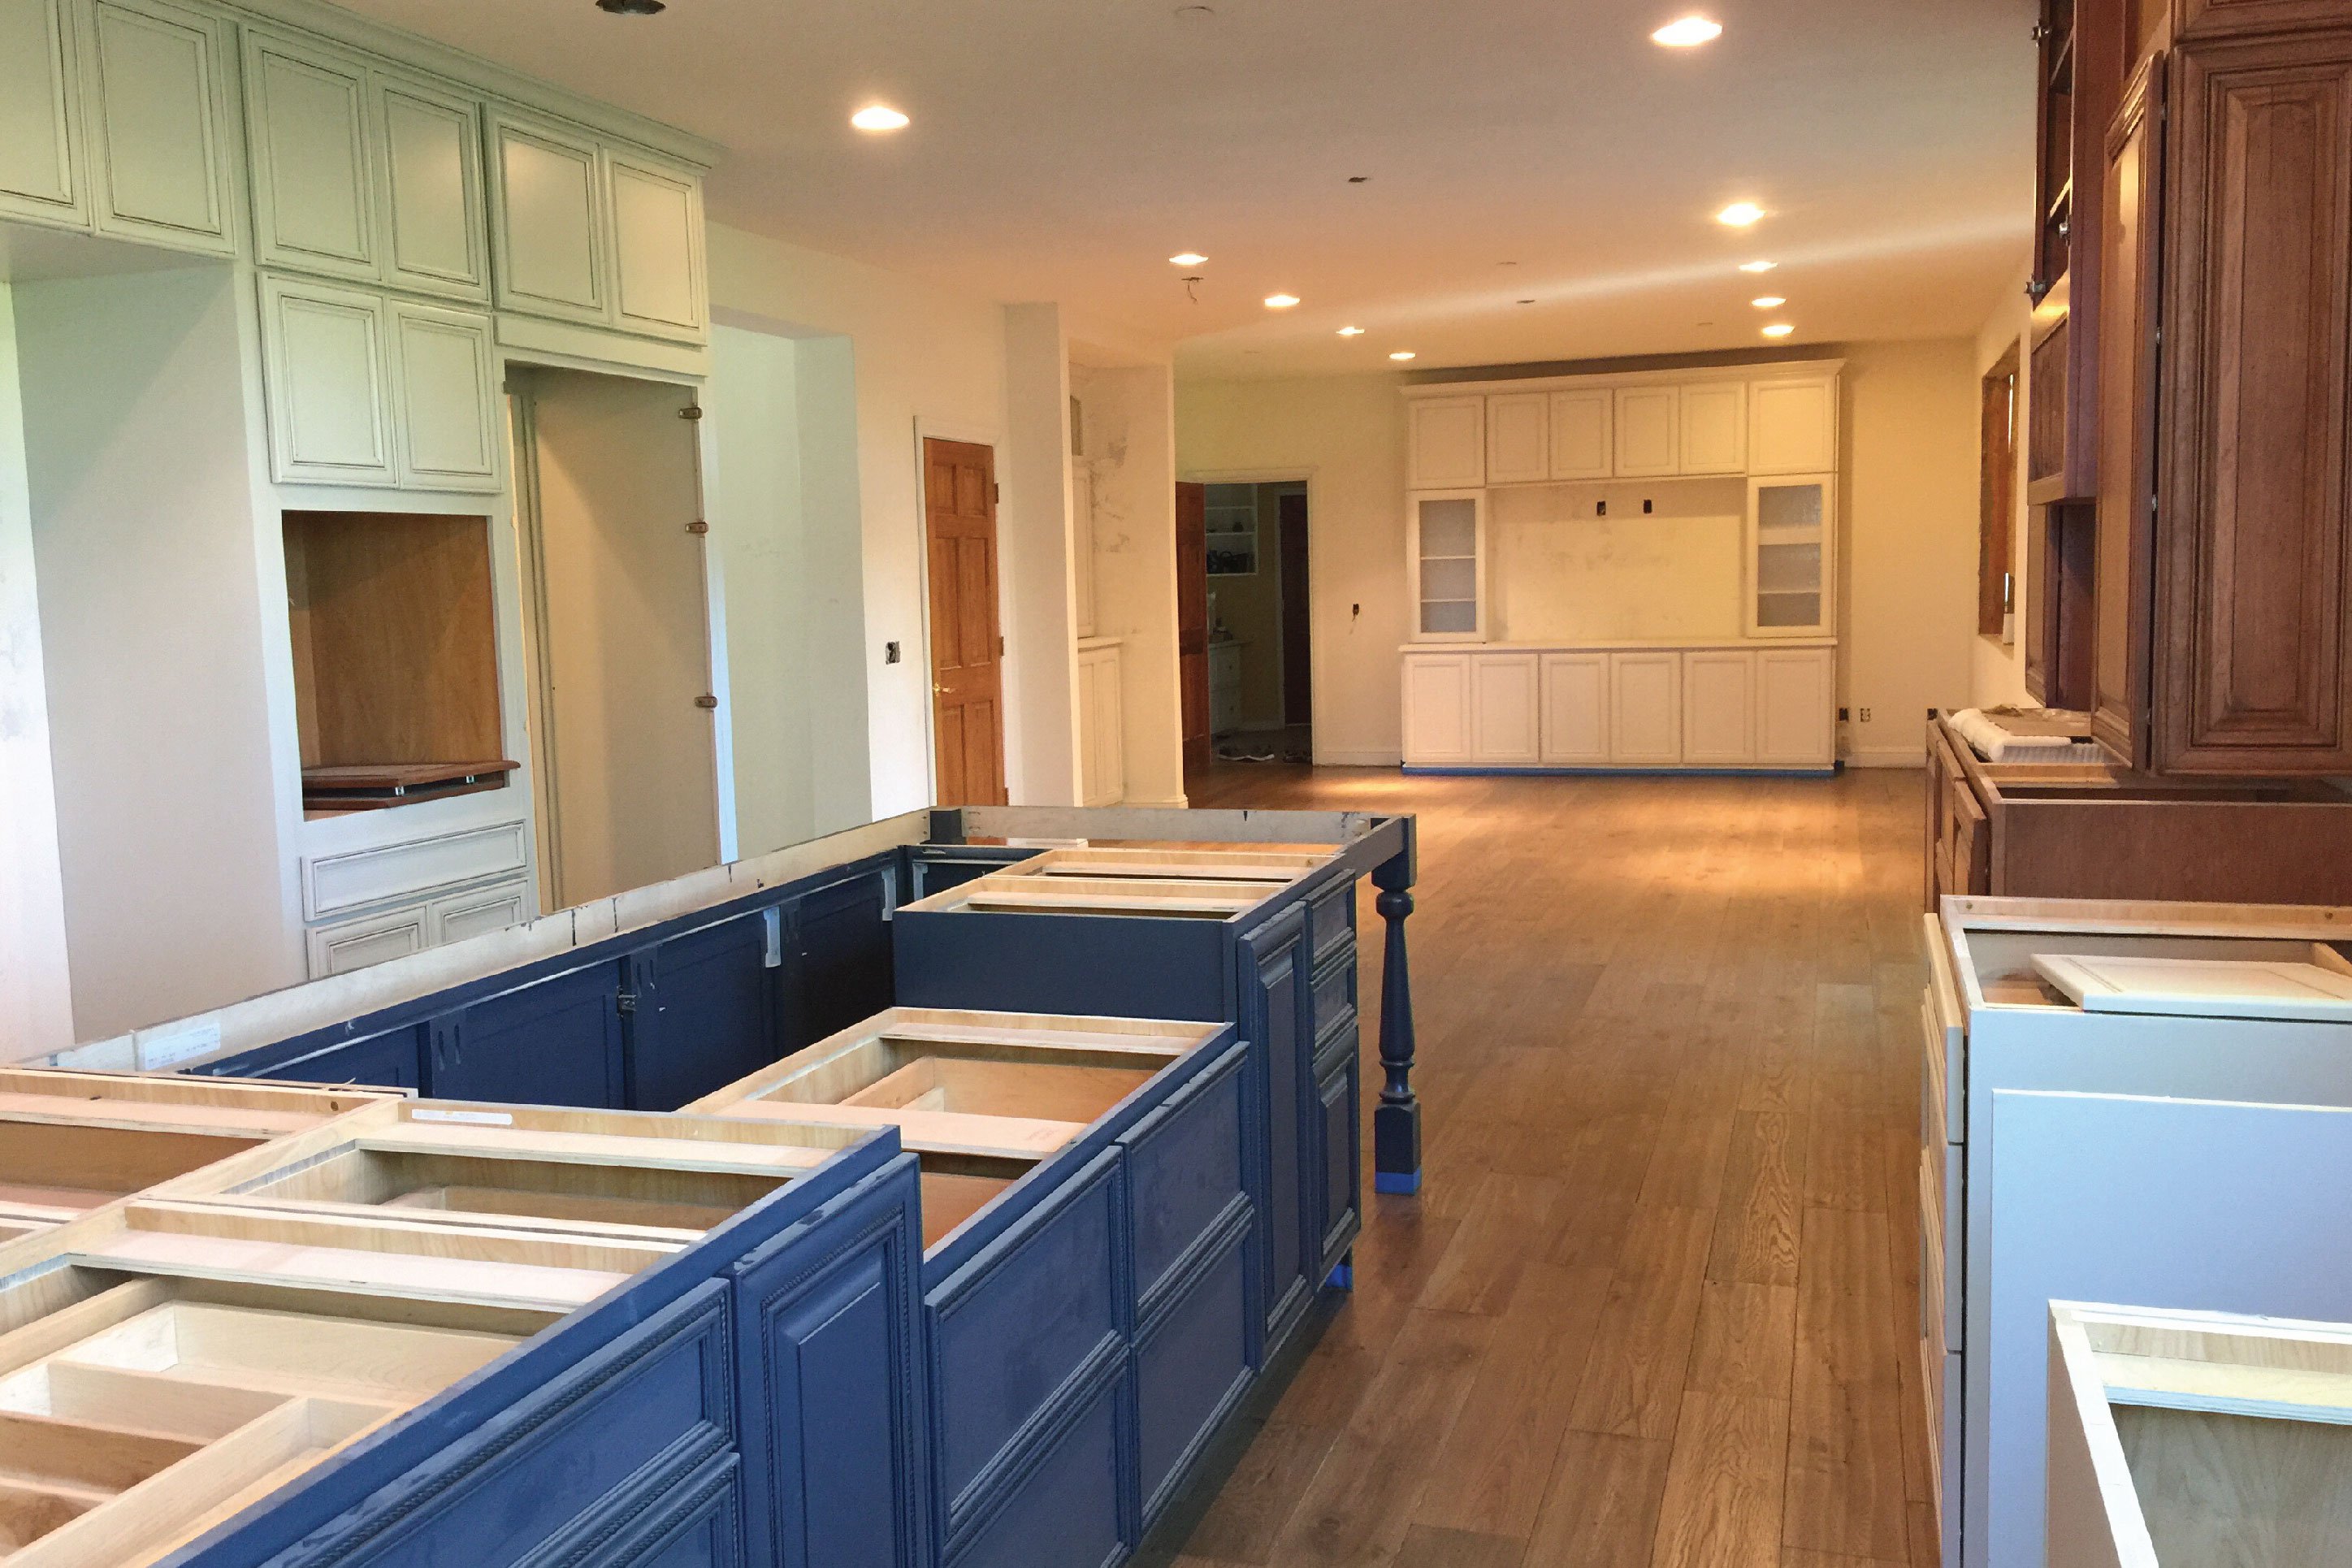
925 438 1007 806
0 0 84 228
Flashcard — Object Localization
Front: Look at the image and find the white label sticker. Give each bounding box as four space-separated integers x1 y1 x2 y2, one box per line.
409 1107 514 1126
137 1016 223 1069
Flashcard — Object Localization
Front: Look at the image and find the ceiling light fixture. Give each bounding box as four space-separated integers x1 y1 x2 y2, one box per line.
1761 323 1795 338
1389 350 1417 361
1264 293 1300 309
1650 15 1722 45
1337 326 1365 336
1716 201 1765 227
851 105 911 132
1169 252 1206 266
1751 295 1786 308
595 0 665 12
1739 259 1777 273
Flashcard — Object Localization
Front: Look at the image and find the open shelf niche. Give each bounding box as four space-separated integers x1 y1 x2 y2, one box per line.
282 511 517 816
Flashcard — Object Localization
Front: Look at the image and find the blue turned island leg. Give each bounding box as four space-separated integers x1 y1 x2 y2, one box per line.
1371 848 1422 1195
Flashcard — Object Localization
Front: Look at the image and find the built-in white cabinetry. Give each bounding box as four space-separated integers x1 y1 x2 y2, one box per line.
1484 392 1549 485
1407 396 1485 489
1208 640 1241 737
0 0 85 228
1410 491 1485 641
1755 648 1835 766
1547 390 1612 480
1612 387 1679 478
1539 653 1609 765
1681 649 1754 765
1748 474 1834 636
305 872 531 977
1077 639 1124 806
1678 383 1748 474
81 0 238 255
1609 652 1683 765
1469 652 1540 765
1401 653 1472 765
1749 374 1839 474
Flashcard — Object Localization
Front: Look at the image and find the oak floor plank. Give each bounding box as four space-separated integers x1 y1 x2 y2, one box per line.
1566 1203 1713 1441
1648 1389 1791 1568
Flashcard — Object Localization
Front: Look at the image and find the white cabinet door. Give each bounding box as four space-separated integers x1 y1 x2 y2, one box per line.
1613 387 1678 477
376 74 488 302
609 149 707 341
1408 396 1484 489
1750 375 1839 474
1755 647 1835 767
1072 463 1098 639
1540 652 1609 765
488 110 607 324
1078 646 1124 806
388 300 500 492
1609 652 1682 765
244 32 374 280
81 0 235 254
1682 649 1755 765
431 878 529 946
1484 392 1549 485
1401 653 1473 765
1470 653 1540 765
1678 383 1748 474
0 0 83 227
1549 390 1612 480
260 275 396 487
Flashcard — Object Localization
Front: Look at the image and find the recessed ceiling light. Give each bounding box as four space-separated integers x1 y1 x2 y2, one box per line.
1716 201 1765 227
1169 253 1206 266
1389 350 1417 361
1337 326 1365 336
1761 323 1795 338
1739 259 1778 273
1264 293 1300 310
1751 295 1786 308
851 105 910 132
1651 15 1722 45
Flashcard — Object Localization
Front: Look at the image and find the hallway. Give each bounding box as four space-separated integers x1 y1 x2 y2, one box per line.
1167 766 1934 1568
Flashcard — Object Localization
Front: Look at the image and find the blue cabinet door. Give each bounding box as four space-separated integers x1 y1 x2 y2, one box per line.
733 1154 929 1568
202 1024 424 1090
1314 1040 1361 1273
1239 910 1310 1352
940 1368 1128 1568
433 961 624 1107
1133 1220 1252 1525
627 912 781 1111
786 868 896 1047
613 1455 745 1566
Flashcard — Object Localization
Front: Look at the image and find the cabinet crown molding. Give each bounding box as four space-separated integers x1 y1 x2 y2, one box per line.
1399 357 1845 401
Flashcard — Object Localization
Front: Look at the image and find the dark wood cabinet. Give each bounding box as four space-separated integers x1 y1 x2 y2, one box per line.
2026 501 2099 710
2177 0 2351 41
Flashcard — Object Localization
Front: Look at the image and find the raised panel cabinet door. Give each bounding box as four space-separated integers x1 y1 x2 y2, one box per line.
1401 654 1473 765
305 904 427 977
80 0 235 253
1468 652 1540 765
258 275 396 487
1484 391 1549 484
1613 386 1679 476
1539 652 1609 764
389 300 500 492
2156 38 2352 773
490 110 608 323
0 0 83 226
1755 647 1835 766
1407 396 1485 488
1549 389 1612 480
1678 382 1749 474
376 73 489 301
1241 912 1312 1352
1681 650 1755 765
610 149 708 341
242 31 374 280
1609 651 1683 765
1748 375 1839 474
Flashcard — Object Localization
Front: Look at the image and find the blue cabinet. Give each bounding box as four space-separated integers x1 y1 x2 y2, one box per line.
1238 909 1312 1350
786 868 897 1046
627 911 781 1112
203 1024 425 1090
430 961 625 1107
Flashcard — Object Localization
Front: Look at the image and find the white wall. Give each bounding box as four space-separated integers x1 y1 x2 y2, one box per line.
1973 262 2038 708
1076 362 1185 803
0 282 73 1055
1001 304 1080 805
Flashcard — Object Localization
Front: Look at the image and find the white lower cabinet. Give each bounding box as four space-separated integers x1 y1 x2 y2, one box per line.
1609 652 1682 766
1469 652 1540 765
1539 653 1609 765
1756 647 1836 767
1077 639 1124 806
305 871 531 978
1401 653 1473 765
1680 650 1753 765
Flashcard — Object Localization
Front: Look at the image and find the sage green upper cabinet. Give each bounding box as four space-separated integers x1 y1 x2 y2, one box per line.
488 109 609 325
260 275 396 487
388 299 499 490
0 0 84 227
608 149 707 341
375 76 487 302
79 0 236 255
244 31 375 281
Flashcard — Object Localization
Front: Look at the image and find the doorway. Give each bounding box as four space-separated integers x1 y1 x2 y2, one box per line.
510 367 723 911
1197 479 1313 765
922 436 1007 806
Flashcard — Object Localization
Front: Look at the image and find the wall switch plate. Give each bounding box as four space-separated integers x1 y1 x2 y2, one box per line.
1859 708 1873 723
885 641 902 664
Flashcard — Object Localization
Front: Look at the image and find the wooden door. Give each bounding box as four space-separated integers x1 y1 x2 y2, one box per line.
925 438 1007 805
2091 54 2165 764
1278 493 1311 726
1176 481 1210 769
2156 36 2352 773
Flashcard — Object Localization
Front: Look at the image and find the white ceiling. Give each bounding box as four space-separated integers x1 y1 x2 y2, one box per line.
334 0 2038 378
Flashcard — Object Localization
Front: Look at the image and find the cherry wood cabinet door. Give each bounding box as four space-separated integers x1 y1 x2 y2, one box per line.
2156 33 2352 774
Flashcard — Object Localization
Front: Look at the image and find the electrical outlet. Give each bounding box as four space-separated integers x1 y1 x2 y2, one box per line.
1858 707 1873 724
885 641 902 664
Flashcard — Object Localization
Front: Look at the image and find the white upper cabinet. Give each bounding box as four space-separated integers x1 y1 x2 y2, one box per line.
1613 387 1679 477
260 275 396 487
244 31 375 280
609 149 706 341
374 76 487 301
1484 392 1549 485
1548 389 1611 480
0 0 84 226
1678 383 1748 474
1410 491 1485 640
489 110 608 325
1750 374 1839 474
388 300 499 492
1748 475 1835 637
1408 396 1485 489
80 0 236 254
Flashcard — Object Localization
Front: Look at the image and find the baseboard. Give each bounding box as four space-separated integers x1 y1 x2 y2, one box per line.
1843 745 1926 769
1311 749 1404 767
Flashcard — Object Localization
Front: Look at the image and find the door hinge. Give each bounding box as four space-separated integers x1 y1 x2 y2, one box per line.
617 990 637 1016
679 405 704 421
695 693 719 710
992 482 1001 504
998 635 1006 656
686 519 709 535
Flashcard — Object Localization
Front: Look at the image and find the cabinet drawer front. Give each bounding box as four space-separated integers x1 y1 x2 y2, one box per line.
87 0 232 249
1919 991 1963 1146
1310 953 1357 1043
432 877 530 946
0 0 80 219
941 1367 1126 1568
307 905 427 977
1923 1342 1960 1566
305 821 530 918
1919 1145 1960 1350
1309 881 1355 967
1123 1046 1247 1310
1136 1222 1252 1523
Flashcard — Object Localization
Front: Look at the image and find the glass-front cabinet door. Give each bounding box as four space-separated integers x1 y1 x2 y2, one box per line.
1410 490 1485 641
1746 475 1833 636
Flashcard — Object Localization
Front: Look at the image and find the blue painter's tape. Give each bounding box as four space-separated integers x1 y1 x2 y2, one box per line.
1326 1263 1354 1291
1372 1171 1422 1195
1399 765 1840 779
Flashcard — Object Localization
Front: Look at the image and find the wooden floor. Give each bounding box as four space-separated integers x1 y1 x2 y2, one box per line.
1163 764 1936 1568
